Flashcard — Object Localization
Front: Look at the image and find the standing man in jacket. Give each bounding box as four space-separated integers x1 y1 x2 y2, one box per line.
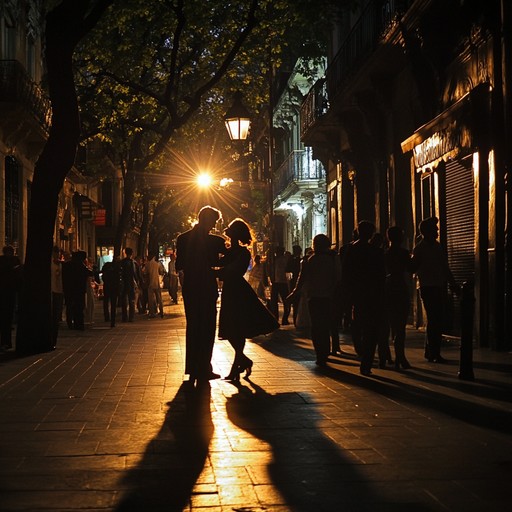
176 206 226 385
412 217 460 363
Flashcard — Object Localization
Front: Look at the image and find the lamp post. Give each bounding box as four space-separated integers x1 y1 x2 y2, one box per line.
224 88 275 309
224 91 251 142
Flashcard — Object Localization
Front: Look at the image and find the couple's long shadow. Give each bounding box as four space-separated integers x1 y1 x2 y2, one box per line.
226 380 426 512
115 382 213 511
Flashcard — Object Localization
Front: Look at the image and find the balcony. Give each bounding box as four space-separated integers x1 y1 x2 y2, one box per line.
301 0 413 141
0 60 51 146
273 148 325 203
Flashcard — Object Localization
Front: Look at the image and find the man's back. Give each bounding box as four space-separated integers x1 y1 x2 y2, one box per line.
176 227 225 296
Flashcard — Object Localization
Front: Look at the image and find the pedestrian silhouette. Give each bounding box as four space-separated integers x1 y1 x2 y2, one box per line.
247 253 268 303
167 250 179 304
269 246 291 325
119 247 139 323
385 226 414 369
175 206 227 385
101 256 121 327
370 231 393 367
339 228 359 347
287 234 342 366
217 218 279 381
340 221 386 376
62 250 93 331
286 245 302 325
50 246 64 349
412 216 460 363
144 252 165 318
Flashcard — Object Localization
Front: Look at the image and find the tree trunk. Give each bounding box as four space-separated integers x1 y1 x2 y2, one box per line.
137 193 150 257
16 0 113 354
113 172 137 259
16 19 80 354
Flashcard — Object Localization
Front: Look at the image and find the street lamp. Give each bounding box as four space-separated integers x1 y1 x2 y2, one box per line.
224 91 251 141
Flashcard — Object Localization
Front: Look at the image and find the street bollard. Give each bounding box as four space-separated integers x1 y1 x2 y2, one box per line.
458 280 475 381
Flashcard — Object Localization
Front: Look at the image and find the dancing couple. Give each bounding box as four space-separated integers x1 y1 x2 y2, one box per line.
176 206 278 386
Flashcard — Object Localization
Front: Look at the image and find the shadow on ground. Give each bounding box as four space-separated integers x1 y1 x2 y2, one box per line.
114 382 212 511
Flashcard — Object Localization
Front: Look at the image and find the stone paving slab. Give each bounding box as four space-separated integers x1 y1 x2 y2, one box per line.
1 297 512 512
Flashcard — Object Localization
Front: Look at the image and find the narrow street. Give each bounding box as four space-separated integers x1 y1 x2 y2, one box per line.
1 295 511 512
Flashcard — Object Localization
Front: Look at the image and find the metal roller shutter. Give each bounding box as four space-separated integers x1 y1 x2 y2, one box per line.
445 158 475 334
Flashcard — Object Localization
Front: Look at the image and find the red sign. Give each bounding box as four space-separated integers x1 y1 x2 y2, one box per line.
94 209 106 226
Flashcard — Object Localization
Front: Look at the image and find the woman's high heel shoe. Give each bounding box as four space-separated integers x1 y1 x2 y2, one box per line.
239 358 253 378
224 363 241 381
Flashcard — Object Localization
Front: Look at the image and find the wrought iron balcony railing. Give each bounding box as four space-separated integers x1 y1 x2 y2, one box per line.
273 148 326 198
301 0 412 138
0 59 51 132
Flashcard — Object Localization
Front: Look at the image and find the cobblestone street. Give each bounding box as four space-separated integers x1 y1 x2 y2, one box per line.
1 296 511 511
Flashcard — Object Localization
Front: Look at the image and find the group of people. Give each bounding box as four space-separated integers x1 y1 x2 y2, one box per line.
286 217 459 376
99 248 179 327
176 205 460 383
3 204 458 383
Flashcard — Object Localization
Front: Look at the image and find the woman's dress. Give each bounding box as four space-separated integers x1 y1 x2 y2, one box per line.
218 246 279 340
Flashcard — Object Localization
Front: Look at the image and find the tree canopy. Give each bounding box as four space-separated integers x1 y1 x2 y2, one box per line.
74 0 343 252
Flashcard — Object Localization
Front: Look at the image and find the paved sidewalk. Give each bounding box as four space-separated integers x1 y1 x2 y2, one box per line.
1 296 512 512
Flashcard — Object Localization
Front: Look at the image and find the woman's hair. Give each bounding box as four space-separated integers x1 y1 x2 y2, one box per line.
226 218 253 246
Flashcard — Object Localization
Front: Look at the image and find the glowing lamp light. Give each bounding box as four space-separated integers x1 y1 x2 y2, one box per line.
224 91 251 141
197 173 213 188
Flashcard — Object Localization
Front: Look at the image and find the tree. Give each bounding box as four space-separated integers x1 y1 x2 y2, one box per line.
75 0 343 256
16 0 114 355
75 0 261 258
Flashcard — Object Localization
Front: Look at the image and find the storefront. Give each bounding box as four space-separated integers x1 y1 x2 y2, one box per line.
401 84 492 343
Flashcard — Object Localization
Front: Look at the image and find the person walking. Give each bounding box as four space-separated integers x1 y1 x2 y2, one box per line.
341 221 386 376
411 216 460 363
175 205 227 385
247 254 268 303
145 252 165 318
50 246 64 349
270 246 291 325
85 256 99 326
101 256 121 328
286 245 302 325
385 226 414 370
120 247 139 323
217 219 279 381
0 245 22 351
287 234 342 366
167 250 179 304
62 250 93 331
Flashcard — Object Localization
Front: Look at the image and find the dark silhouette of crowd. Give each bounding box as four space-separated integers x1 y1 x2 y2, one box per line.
2 206 459 381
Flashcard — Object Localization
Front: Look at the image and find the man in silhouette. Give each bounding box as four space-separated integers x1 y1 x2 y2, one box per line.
412 216 460 362
341 221 386 376
176 206 226 385
119 247 139 322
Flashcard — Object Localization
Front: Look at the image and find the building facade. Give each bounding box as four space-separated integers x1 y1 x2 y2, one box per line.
1 0 100 260
301 0 512 350
272 58 327 252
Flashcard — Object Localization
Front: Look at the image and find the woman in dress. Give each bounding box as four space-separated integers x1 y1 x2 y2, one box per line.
217 219 279 381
